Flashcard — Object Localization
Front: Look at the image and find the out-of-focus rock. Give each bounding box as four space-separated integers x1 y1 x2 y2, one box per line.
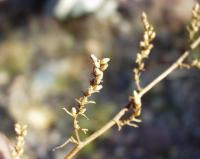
8 76 55 131
30 59 71 101
54 0 103 19
54 0 118 20
25 106 55 130
0 37 32 75
96 0 118 19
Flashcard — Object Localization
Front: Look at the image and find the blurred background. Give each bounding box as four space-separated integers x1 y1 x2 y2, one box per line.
0 0 200 159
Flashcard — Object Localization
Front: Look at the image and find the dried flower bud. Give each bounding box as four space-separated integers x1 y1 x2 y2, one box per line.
87 86 94 95
90 54 98 63
15 124 21 134
94 68 102 76
100 64 109 71
91 54 100 68
100 58 110 65
93 85 103 91
192 59 200 68
144 32 149 41
150 32 156 40
80 108 86 114
80 96 88 104
71 107 77 116
95 73 103 84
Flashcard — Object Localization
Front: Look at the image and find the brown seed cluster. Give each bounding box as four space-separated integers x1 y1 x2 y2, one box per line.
12 124 27 159
54 54 110 150
73 54 110 135
77 54 110 116
187 3 200 42
133 12 156 91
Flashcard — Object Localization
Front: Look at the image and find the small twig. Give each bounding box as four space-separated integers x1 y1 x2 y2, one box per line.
53 139 72 151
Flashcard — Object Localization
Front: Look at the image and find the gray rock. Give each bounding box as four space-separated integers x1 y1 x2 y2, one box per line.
54 0 104 19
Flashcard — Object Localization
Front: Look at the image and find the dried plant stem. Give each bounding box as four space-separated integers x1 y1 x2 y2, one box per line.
75 128 80 143
191 34 200 49
64 35 200 159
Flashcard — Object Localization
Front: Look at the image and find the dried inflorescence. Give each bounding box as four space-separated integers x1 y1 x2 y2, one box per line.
76 54 110 117
115 13 156 130
12 124 27 159
133 12 156 91
54 54 110 150
180 3 200 69
187 3 200 42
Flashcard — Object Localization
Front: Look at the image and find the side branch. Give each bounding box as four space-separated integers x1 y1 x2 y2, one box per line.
140 35 200 97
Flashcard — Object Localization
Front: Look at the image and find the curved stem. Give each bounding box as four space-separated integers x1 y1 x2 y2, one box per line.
64 35 200 159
